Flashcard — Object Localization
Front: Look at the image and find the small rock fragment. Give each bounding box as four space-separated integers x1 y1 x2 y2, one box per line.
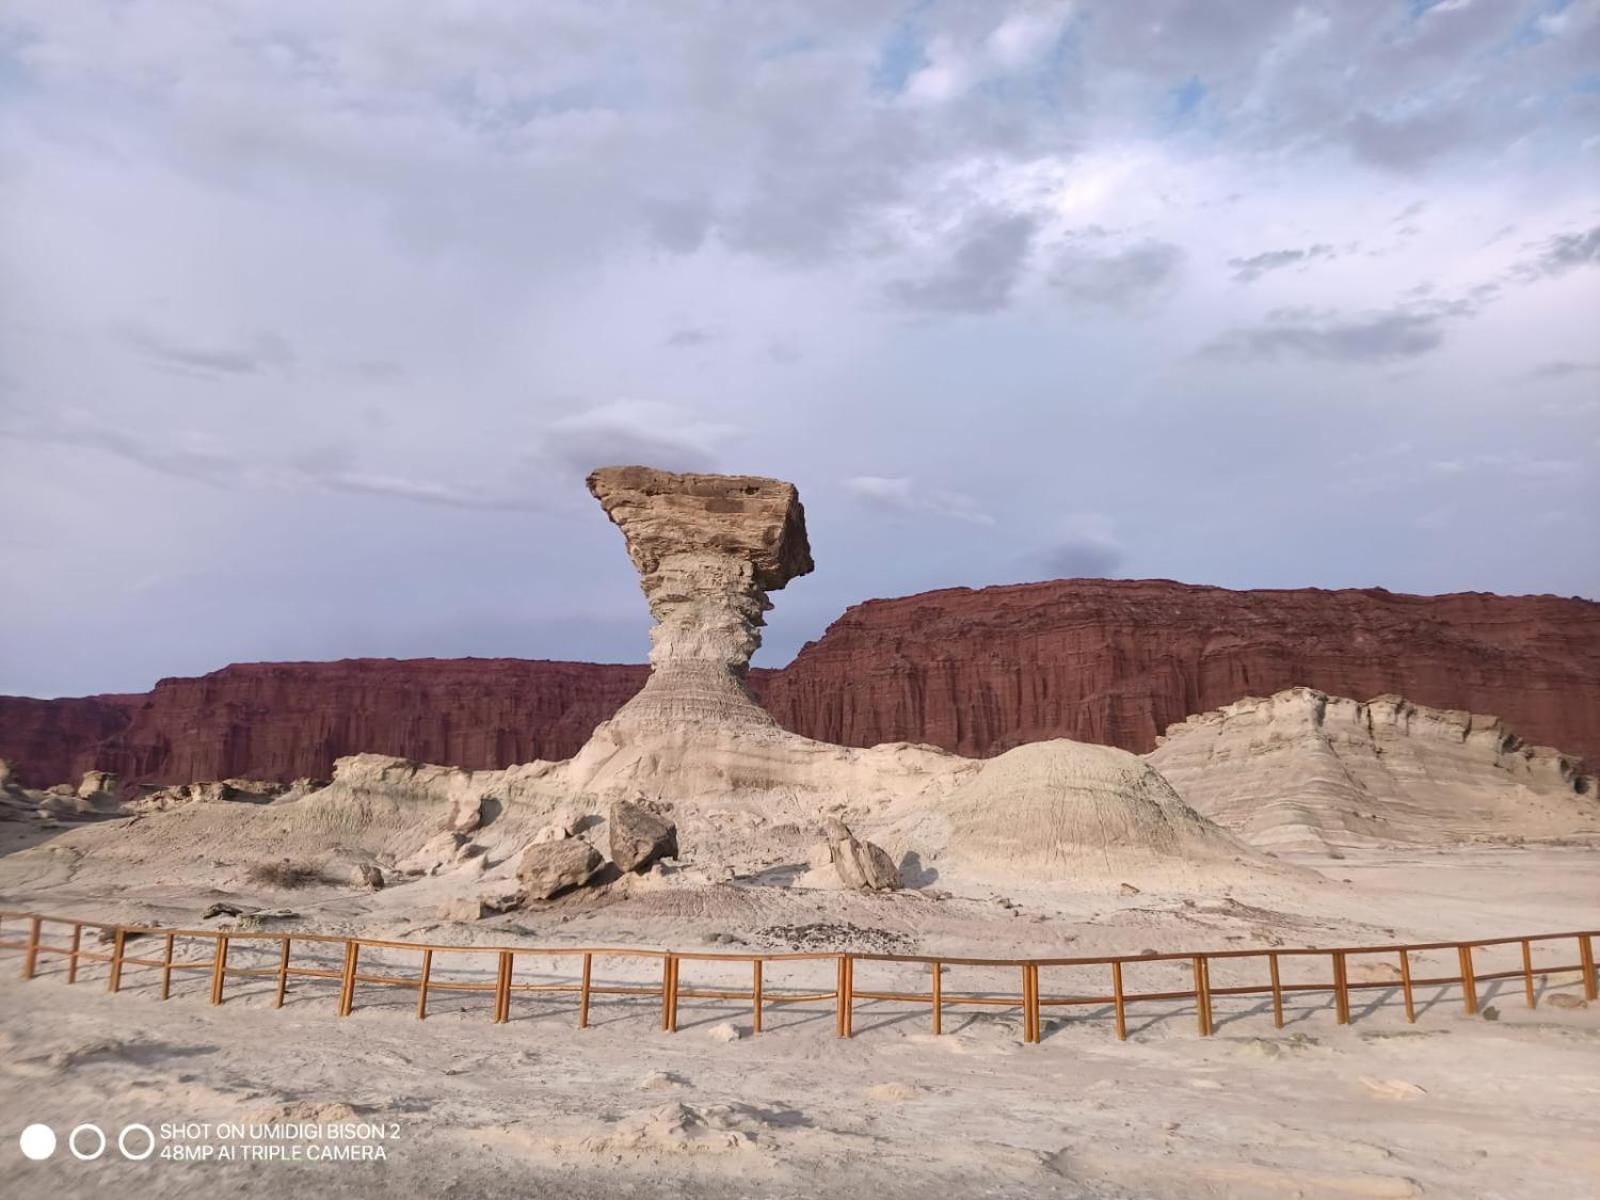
439 896 487 922
1360 1077 1427 1101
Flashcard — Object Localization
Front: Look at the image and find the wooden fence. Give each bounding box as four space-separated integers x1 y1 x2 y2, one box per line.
2 908 1594 1043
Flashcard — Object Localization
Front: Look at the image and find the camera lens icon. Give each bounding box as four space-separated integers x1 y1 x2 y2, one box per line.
69 1124 107 1161
19 1123 57 1161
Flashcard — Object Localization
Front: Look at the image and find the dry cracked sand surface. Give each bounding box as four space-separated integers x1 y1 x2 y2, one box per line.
2 845 1598 1200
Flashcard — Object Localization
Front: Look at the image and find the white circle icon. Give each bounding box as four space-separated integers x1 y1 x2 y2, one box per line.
119 1124 155 1161
19 1124 57 1161
69 1123 106 1161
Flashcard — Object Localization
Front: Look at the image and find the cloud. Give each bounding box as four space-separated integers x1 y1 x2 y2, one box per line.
1527 361 1600 381
1200 309 1447 364
0 409 543 510
1037 513 1124 579
665 327 716 348
1510 226 1600 282
886 210 1038 315
1427 453 1583 482
1048 238 1183 309
1228 244 1336 283
539 401 741 474
844 476 994 525
123 327 294 377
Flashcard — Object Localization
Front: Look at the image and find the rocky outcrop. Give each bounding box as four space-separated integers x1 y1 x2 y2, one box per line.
587 465 811 732
1148 688 1600 850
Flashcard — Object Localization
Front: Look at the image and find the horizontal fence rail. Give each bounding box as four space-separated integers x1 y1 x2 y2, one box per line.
1 909 1595 1045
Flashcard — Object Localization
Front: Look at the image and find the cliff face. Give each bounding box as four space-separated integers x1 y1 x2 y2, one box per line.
2 580 1596 786
755 580 1600 766
0 659 650 788
0 695 141 790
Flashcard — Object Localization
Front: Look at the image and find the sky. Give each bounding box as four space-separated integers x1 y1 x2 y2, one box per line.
1 0 1598 699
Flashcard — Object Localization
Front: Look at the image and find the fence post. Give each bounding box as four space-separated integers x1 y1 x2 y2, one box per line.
1457 945 1478 1015
274 938 292 1009
210 935 230 1006
835 956 853 1038
1521 939 1536 1009
666 957 680 1033
160 933 175 1000
1580 934 1597 1002
337 941 359 1016
1333 951 1350 1025
1192 956 1212 1036
931 961 943 1035
1268 953 1284 1029
578 953 591 1029
494 951 513 1024
108 928 126 994
660 956 675 1032
1398 950 1415 1023
22 915 41 980
1023 963 1041 1044
416 948 432 1021
66 923 83 985
1111 961 1127 1040
752 960 763 1034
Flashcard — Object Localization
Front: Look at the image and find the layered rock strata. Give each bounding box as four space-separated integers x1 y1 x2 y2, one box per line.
5 583 1595 788
586 466 811 732
1149 688 1600 850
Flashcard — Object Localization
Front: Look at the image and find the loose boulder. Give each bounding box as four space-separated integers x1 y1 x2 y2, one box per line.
77 770 119 799
610 800 678 873
350 864 385 890
518 839 604 900
822 818 902 892
443 794 485 834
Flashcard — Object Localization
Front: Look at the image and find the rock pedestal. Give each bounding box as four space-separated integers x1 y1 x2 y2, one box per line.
587 466 812 733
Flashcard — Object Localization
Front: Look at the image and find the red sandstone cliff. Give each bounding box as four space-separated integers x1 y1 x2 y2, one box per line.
2 581 1596 786
756 581 1600 765
0 659 650 788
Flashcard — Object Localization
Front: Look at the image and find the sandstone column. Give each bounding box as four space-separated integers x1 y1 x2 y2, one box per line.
587 466 813 733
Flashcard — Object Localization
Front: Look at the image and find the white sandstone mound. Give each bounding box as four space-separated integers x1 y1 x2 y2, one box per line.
912 739 1269 886
1148 687 1600 851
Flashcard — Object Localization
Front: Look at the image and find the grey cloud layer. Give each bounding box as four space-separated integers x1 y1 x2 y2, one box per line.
1 0 1597 695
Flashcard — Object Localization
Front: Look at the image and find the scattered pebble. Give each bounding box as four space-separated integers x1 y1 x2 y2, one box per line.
1361 1077 1427 1101
866 1082 923 1102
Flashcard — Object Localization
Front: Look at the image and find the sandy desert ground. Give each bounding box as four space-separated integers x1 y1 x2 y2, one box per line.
2 838 1597 1200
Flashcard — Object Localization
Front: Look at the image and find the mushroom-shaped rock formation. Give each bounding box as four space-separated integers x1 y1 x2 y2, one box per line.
35 465 1292 900
587 466 813 732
